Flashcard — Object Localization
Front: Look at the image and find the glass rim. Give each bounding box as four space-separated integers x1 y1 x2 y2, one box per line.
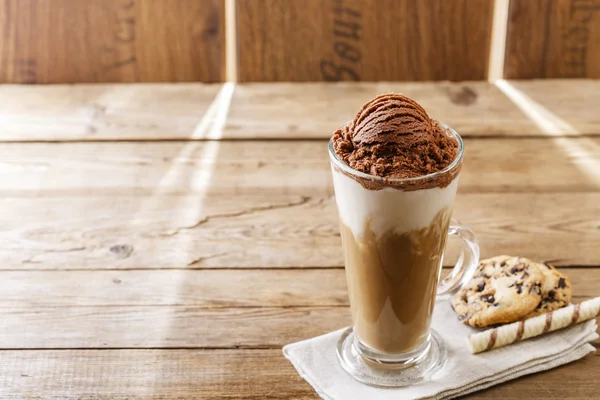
327 121 464 183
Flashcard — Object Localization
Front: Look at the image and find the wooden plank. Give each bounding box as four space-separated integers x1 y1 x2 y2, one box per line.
236 0 493 81
224 82 539 138
3 192 599 269
0 303 596 350
0 0 223 83
500 80 600 135
1 81 599 141
0 269 349 308
225 80 600 138
0 269 597 348
0 269 597 309
0 349 598 399
505 0 600 79
0 138 598 196
0 84 223 140
0 305 347 348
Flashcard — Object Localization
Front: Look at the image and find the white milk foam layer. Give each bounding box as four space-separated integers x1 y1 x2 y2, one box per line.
332 166 458 239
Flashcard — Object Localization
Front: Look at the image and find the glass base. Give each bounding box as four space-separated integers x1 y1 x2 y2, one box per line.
336 327 447 388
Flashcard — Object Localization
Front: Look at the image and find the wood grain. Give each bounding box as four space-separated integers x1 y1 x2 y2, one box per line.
0 305 596 349
2 192 599 269
0 306 347 348
224 80 600 138
225 81 542 138
0 139 599 269
1 81 600 141
503 80 600 135
236 0 493 82
0 269 596 348
505 0 600 79
1 349 596 399
0 269 349 308
1 269 597 309
0 0 223 83
0 138 598 196
0 84 223 140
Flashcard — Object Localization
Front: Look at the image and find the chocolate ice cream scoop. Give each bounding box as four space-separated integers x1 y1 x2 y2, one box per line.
350 93 434 147
332 93 459 188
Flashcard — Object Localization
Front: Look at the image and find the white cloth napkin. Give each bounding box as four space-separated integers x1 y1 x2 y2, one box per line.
283 301 598 400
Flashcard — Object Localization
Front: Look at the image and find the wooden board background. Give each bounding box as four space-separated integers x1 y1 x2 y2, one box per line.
236 0 494 82
505 0 600 78
1 0 600 83
0 0 224 83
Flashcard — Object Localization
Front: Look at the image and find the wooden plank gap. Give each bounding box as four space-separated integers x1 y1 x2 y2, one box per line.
488 0 510 81
0 304 350 310
3 133 600 144
0 346 284 351
2 265 599 273
225 0 237 81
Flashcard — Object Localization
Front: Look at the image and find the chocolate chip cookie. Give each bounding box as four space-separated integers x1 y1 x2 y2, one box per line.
523 262 572 318
451 256 544 327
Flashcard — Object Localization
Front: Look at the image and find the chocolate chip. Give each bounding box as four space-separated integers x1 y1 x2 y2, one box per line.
481 295 495 303
548 290 556 299
510 266 519 273
500 262 506 267
529 284 541 295
558 278 567 288
521 271 529 279
515 283 523 294
477 283 486 292
493 303 500 307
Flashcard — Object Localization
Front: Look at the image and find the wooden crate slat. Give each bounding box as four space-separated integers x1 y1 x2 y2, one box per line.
505 0 600 79
236 0 494 82
0 0 224 83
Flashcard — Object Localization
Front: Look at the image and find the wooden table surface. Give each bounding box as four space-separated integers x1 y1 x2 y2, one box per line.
1 79 599 399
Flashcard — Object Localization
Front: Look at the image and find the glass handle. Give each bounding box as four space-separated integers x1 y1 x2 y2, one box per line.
437 219 480 297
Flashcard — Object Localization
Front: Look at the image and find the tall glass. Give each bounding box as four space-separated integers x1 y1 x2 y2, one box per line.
329 122 479 387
